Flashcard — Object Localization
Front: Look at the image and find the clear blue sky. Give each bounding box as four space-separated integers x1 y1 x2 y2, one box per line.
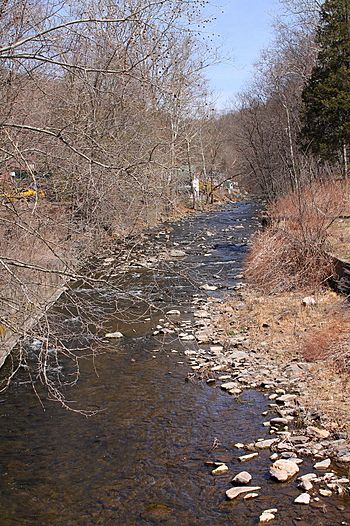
203 0 281 109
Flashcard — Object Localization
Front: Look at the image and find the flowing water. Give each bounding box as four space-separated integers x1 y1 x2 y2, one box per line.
0 202 349 526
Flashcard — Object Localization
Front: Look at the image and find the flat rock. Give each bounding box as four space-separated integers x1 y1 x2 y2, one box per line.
226 486 261 500
104 331 124 338
166 310 181 316
314 459 331 470
212 464 229 476
200 284 218 291
244 492 259 500
259 509 277 523
270 459 299 482
255 439 279 450
294 493 310 505
239 453 258 462
232 471 252 485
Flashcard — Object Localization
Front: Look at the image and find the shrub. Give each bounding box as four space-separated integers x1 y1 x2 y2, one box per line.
245 180 348 293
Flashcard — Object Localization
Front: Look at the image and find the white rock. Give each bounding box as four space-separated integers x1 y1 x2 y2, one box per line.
314 458 331 470
299 479 313 491
244 492 259 500
226 486 261 500
259 509 277 523
232 471 252 485
239 453 258 462
104 331 124 338
255 439 279 450
270 459 299 482
166 309 181 315
294 493 310 505
212 464 229 476
319 488 332 497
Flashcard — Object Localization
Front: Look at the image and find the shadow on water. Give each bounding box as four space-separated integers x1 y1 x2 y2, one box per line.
0 202 349 525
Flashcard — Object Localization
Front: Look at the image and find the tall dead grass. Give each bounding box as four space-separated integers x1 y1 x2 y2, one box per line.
245 180 349 293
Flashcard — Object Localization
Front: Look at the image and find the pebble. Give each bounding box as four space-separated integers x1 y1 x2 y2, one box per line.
294 493 310 505
244 492 259 500
212 464 229 476
259 509 277 523
239 453 258 462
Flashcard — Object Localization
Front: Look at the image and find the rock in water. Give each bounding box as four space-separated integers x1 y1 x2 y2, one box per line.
212 464 229 476
226 486 261 500
314 458 331 470
270 459 299 482
294 493 310 505
232 471 252 485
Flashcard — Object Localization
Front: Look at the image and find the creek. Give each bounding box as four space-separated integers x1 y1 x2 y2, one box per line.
0 201 349 525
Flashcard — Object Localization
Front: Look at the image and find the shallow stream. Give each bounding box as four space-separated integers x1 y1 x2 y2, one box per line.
0 202 349 525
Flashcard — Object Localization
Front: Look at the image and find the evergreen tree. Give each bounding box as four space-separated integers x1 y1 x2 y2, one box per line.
300 0 350 175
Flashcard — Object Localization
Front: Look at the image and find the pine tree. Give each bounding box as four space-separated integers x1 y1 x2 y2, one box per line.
300 0 350 176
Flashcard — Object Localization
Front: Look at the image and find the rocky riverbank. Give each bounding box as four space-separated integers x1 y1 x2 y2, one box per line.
155 284 350 521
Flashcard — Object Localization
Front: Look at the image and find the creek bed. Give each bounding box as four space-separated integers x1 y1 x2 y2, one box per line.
0 202 349 525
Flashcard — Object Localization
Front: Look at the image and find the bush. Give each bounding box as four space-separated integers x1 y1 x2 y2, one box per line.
245 180 348 293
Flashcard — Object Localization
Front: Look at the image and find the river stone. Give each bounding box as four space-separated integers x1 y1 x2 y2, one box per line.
314 458 331 470
294 493 310 505
244 492 259 500
299 479 313 491
225 486 261 500
239 453 258 462
194 310 210 318
212 464 229 476
166 309 181 316
232 471 252 485
319 489 332 497
255 439 279 450
104 331 124 338
259 509 277 523
270 417 289 426
270 459 299 482
221 382 237 391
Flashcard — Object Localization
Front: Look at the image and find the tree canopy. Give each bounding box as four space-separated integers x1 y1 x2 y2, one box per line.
300 0 350 171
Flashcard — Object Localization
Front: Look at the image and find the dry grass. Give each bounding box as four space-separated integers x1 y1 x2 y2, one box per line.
245 180 349 293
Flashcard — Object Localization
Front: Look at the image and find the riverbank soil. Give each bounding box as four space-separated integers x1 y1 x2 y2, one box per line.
214 287 350 438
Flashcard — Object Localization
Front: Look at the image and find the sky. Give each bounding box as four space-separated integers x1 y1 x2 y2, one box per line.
202 0 282 110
